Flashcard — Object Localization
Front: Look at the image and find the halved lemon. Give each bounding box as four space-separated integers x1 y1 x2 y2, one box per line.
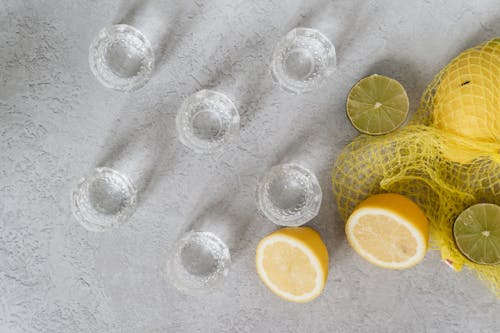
346 74 409 135
256 227 328 303
345 193 429 269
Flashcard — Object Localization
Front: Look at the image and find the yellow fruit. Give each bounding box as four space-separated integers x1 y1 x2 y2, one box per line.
345 193 429 269
432 39 500 162
255 227 328 303
433 39 500 139
438 134 500 164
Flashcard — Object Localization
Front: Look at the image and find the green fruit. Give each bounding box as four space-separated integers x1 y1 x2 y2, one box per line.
347 74 409 135
453 203 500 265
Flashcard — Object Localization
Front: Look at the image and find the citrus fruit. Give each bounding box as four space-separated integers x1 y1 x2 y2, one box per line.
437 134 500 165
255 227 328 303
346 74 409 135
432 39 500 163
453 203 500 265
345 193 429 269
433 39 500 141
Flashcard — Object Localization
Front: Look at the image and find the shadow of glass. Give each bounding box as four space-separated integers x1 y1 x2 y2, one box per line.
113 0 187 73
279 0 363 67
197 0 342 129
172 198 249 270
455 14 500 51
94 105 169 205
258 129 341 258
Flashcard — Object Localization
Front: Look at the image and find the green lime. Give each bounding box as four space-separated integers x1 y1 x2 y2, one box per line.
453 203 500 265
346 74 409 135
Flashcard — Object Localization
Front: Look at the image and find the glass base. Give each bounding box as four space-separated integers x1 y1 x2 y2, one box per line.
71 167 137 232
89 24 154 91
271 28 336 93
167 231 231 294
176 90 240 153
257 163 322 226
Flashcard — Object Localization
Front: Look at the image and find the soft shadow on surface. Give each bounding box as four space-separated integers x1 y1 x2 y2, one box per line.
94 103 172 204
126 0 362 260
114 0 187 71
281 0 329 31
173 0 377 262
327 0 371 64
282 0 367 64
457 14 500 50
178 191 251 260
221 0 363 129
180 32 277 129
270 128 337 176
172 0 336 129
262 129 342 259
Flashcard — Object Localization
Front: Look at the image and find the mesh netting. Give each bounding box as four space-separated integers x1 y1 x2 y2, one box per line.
332 38 500 297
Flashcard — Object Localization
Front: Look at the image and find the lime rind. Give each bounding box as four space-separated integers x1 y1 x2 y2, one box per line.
453 203 500 265
347 74 409 135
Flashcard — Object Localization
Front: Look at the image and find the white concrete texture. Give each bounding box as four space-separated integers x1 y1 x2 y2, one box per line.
1 0 500 332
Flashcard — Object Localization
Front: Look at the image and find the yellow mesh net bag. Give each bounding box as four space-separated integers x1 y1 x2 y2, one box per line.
332 38 500 296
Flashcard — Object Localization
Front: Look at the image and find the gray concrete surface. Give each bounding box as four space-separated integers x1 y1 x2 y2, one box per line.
1 0 500 332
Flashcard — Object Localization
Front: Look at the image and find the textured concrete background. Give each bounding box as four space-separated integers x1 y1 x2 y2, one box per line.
1 0 500 332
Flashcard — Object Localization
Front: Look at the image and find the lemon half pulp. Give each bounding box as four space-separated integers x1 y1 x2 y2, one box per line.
256 227 329 303
345 193 429 269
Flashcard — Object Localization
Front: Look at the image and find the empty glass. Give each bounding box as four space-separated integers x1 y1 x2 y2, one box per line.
176 89 240 153
167 210 239 294
71 114 161 232
271 27 336 93
256 163 322 226
89 24 154 91
71 167 138 232
167 231 231 294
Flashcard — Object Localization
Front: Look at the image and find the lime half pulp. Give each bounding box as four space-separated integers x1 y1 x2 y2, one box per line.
346 74 409 135
453 203 500 265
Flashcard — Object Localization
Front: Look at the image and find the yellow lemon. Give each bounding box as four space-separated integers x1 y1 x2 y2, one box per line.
432 39 500 162
433 39 500 139
345 193 429 269
256 227 328 303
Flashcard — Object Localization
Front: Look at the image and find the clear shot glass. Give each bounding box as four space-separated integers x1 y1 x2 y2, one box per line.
167 212 238 294
71 167 138 232
271 27 336 93
176 89 240 153
256 163 322 227
89 24 155 91
71 115 162 232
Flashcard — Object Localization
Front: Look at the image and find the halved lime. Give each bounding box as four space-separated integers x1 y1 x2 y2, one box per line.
346 74 409 135
453 203 500 265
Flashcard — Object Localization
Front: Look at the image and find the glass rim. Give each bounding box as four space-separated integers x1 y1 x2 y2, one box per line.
166 230 231 294
175 89 240 153
71 166 138 232
88 23 155 91
256 163 323 226
271 27 336 94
